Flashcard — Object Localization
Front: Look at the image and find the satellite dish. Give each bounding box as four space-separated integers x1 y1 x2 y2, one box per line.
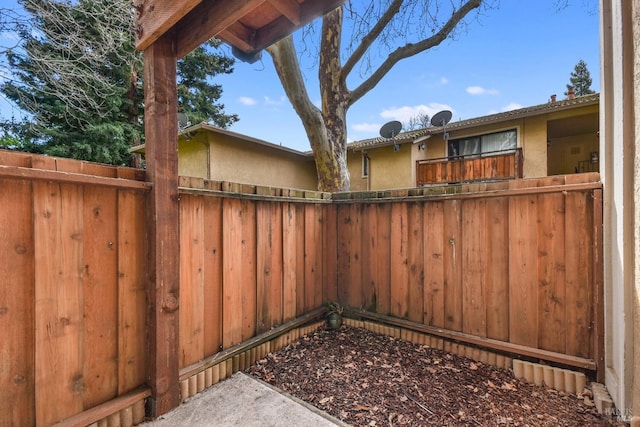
178 112 191 130
431 110 452 140
379 120 402 139
430 110 452 127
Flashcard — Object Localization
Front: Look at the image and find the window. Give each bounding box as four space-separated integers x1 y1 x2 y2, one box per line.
448 129 517 159
362 154 370 177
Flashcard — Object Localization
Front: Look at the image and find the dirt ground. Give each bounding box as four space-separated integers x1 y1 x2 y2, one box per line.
246 325 625 426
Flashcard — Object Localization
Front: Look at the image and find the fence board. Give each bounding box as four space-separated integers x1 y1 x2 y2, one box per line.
373 204 392 316
361 203 377 311
34 182 84 425
222 198 243 348
390 203 408 318
117 190 147 393
537 192 566 353
240 199 257 342
322 204 338 303
179 195 205 367
337 204 362 309
485 197 509 341
423 201 444 328
0 179 35 426
508 195 539 347
295 204 306 316
304 204 322 311
257 202 283 332
462 198 487 337
83 186 119 407
443 200 462 331
203 197 223 356
407 203 424 323
282 203 298 321
565 191 593 358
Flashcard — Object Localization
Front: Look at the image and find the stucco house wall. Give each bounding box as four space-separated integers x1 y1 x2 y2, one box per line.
134 124 318 190
347 94 599 190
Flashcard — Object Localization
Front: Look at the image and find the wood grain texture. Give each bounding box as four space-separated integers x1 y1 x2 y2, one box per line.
83 186 118 408
179 195 205 367
536 192 566 353
390 203 408 319
34 182 84 425
485 197 509 341
508 195 539 347
0 179 35 426
461 198 487 337
423 201 444 328
443 200 462 331
117 190 147 394
203 197 223 357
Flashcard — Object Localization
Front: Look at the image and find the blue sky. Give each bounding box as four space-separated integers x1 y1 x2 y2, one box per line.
215 1 599 152
1 1 600 152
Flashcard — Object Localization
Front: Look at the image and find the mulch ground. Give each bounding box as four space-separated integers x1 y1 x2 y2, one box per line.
246 325 625 426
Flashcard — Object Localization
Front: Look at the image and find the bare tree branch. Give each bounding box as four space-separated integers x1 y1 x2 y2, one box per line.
341 0 403 78
350 0 482 106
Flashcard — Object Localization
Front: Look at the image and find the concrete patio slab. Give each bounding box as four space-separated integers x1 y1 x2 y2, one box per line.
139 372 348 427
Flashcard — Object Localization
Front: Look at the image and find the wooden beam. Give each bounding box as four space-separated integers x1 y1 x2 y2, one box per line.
268 0 301 25
135 0 202 51
175 0 265 59
51 388 150 427
0 165 151 191
179 307 327 381
343 307 597 371
143 31 181 416
175 0 346 58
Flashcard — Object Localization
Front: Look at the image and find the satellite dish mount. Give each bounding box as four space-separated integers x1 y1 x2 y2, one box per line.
178 112 191 131
379 120 403 152
431 110 452 140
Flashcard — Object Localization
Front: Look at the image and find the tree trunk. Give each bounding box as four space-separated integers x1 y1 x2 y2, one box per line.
267 9 350 192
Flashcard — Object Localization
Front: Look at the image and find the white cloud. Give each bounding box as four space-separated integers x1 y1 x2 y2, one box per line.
238 96 257 106
264 95 286 106
501 103 524 112
440 77 449 85
380 103 453 123
351 122 382 133
466 86 499 96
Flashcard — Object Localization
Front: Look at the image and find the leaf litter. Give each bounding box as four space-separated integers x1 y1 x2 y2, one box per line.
246 325 625 426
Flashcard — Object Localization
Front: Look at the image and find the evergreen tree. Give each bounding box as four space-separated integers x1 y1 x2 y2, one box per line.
566 59 595 96
1 0 237 165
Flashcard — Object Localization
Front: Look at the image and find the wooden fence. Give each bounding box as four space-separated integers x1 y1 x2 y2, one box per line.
0 151 149 427
0 149 603 425
177 180 336 370
332 174 603 370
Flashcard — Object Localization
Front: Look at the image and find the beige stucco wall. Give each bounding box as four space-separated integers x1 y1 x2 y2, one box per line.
178 136 209 179
174 129 318 190
349 143 420 191
600 0 639 423
206 132 317 190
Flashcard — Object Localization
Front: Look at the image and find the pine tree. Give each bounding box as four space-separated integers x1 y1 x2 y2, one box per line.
1 0 237 165
566 59 595 96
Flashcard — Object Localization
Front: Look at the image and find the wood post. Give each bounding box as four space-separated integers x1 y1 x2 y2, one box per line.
143 31 181 416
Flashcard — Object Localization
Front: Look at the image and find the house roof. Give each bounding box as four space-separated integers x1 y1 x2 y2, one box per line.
130 122 313 159
348 92 600 151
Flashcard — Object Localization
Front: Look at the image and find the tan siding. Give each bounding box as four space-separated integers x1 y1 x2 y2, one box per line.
207 133 317 190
